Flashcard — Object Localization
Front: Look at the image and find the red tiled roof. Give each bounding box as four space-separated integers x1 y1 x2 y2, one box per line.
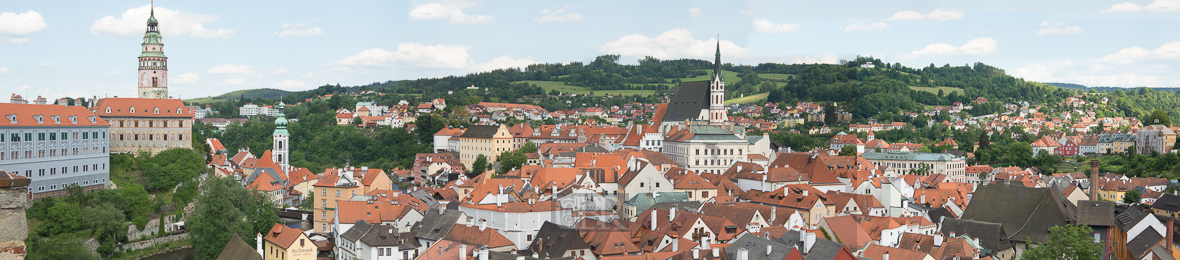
0 103 110 127
263 223 306 249
91 98 193 118
443 224 516 249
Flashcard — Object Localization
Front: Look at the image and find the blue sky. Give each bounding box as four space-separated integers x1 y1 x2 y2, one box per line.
1 0 1179 99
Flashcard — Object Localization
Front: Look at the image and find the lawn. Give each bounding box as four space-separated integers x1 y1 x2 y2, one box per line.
909 86 963 95
726 92 768 105
758 73 796 80
680 70 742 83
515 80 654 96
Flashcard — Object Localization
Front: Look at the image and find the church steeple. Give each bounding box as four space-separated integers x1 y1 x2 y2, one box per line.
273 102 290 171
714 36 721 80
138 0 168 99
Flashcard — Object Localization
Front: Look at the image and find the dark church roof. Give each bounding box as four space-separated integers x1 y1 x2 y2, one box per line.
661 81 711 122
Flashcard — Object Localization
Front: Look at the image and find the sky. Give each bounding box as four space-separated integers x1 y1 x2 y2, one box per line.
1 0 1179 99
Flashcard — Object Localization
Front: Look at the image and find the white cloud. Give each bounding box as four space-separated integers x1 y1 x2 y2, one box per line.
274 68 289 74
753 19 799 34
906 37 997 58
206 64 257 75
1099 41 1180 63
1012 63 1162 87
90 5 233 39
39 62 53 66
276 22 323 37
221 78 255 87
173 72 200 84
271 80 308 90
468 56 541 72
535 9 583 24
598 29 748 59
301 72 313 79
0 67 8 74
887 9 964 20
1103 0 1179 12
1036 22 1083 36
18 85 30 90
409 2 494 25
0 10 47 43
335 42 473 70
841 21 889 32
689 8 703 18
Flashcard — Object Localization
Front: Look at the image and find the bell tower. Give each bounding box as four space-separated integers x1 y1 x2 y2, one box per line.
138 2 169 99
708 37 727 124
273 102 290 171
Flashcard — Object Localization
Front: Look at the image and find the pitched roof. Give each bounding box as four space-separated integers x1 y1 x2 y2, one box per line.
661 81 711 122
359 224 403 247
459 125 504 138
1154 194 1180 212
861 244 931 260
443 224 515 249
938 218 1011 252
91 98 193 118
1074 200 1115 227
0 103 110 127
263 223 306 249
821 215 872 250
413 208 463 241
529 221 591 258
217 234 263 260
959 184 1074 243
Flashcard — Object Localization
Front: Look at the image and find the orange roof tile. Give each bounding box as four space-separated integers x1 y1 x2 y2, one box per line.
0 103 110 127
91 98 192 118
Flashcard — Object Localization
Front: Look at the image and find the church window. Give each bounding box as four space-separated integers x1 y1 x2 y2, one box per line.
152 77 158 88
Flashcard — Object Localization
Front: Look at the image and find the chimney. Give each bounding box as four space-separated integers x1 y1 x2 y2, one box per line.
460 245 467 260
934 233 943 247
883 252 889 260
712 248 719 258
256 232 263 257
737 247 749 260
766 244 773 256
1090 159 1100 201
803 189 808 197
670 207 676 222
73 98 82 107
804 232 816 254
57 98 68 107
672 234 679 252
34 96 46 105
693 249 700 259
479 246 489 260
480 219 487 231
651 211 658 230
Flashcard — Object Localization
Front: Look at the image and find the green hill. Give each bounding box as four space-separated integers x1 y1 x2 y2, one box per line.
185 88 295 104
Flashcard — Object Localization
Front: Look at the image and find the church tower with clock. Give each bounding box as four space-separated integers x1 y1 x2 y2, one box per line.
138 5 169 99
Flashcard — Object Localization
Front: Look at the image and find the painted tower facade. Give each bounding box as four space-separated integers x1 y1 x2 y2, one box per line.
138 7 169 99
272 103 289 171
708 40 727 124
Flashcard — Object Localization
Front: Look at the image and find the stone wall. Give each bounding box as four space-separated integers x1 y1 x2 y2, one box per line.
120 233 189 252
0 171 31 260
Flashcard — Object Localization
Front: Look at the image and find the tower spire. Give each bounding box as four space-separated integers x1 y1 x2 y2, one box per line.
714 34 722 79
151 0 154 16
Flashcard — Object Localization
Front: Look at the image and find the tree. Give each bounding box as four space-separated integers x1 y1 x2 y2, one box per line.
978 131 990 149
352 116 363 126
413 114 446 144
1021 225 1103 260
839 145 857 156
472 154 489 176
189 176 278 260
1007 142 1035 167
1124 189 1141 204
1149 109 1172 126
918 145 932 153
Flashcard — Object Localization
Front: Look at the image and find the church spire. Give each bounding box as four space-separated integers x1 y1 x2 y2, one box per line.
713 34 722 80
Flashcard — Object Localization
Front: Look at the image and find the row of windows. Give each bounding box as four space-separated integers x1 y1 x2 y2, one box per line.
115 120 186 128
0 147 106 160
21 163 106 178
1 131 104 142
115 133 189 141
695 159 733 166
696 148 742 156
34 178 105 193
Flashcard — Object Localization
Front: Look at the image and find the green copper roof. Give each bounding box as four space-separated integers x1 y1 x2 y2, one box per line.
138 52 167 58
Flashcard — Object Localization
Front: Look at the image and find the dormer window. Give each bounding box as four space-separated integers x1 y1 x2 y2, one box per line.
130 106 135 114
51 115 60 124
6 114 16 124
105 107 111 114
68 116 77 124
154 107 159 114
34 115 43 124
177 107 182 115
87 116 96 124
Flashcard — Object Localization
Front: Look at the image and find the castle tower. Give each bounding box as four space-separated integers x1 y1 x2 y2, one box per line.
273 103 290 171
708 38 727 124
138 3 169 99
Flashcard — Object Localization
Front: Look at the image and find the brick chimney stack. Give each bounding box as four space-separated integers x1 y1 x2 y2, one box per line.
1090 159 1100 201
